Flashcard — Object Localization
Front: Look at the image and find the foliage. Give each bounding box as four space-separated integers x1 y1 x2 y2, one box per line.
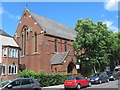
18 70 81 87
74 18 120 73
18 70 36 78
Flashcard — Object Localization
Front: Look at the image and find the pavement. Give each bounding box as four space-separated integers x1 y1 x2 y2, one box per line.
43 84 64 88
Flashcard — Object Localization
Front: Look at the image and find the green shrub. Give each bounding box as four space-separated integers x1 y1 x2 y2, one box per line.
18 70 81 87
18 70 36 78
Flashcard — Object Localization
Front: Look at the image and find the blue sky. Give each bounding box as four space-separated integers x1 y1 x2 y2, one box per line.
0 1 118 36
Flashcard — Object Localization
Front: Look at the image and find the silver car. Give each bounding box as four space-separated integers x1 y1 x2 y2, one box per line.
0 78 41 90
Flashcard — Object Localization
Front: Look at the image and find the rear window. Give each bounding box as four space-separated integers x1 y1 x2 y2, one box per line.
115 69 120 71
66 77 76 80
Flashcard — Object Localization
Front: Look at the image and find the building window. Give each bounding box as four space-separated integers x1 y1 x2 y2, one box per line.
3 48 7 57
22 34 23 55
34 32 37 52
9 48 18 58
8 65 17 75
24 13 27 18
2 65 6 75
23 29 27 55
65 41 67 52
54 39 57 52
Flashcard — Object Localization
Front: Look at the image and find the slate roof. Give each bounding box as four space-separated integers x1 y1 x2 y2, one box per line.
50 52 69 65
29 12 77 40
0 29 11 37
0 30 19 48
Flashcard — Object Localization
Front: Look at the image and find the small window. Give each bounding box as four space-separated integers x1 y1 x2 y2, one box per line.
24 13 27 18
2 65 6 75
54 40 57 52
64 41 67 52
3 48 7 57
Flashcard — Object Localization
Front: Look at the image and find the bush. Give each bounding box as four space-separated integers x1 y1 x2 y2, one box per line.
35 74 67 87
18 70 81 87
18 70 36 78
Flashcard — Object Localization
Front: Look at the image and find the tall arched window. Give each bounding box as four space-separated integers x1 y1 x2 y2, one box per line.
34 32 37 52
54 39 57 52
23 28 27 55
21 26 27 55
22 34 23 55
65 41 67 52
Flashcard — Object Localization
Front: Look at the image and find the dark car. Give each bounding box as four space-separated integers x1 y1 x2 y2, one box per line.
64 75 91 89
107 71 119 80
90 72 109 84
0 78 41 90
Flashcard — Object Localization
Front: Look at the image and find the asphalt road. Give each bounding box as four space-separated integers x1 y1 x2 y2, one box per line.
42 80 119 90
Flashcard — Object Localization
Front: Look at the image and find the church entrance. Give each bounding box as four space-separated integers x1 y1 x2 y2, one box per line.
67 62 76 73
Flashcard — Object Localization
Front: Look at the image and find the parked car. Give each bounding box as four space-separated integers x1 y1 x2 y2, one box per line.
107 71 119 81
90 72 109 84
0 78 41 90
114 66 120 76
64 75 91 89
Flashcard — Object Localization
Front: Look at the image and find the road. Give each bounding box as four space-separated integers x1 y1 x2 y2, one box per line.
42 80 119 90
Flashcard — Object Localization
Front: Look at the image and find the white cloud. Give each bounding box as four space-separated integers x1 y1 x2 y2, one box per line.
0 6 20 20
103 20 118 32
104 0 120 11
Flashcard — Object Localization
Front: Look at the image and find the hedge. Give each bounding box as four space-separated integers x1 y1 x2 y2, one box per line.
18 70 81 87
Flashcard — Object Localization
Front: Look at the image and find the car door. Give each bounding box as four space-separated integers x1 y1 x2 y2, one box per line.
6 79 22 90
20 79 34 90
77 76 87 86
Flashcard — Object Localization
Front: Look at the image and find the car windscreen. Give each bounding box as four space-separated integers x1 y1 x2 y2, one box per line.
0 80 12 87
66 77 76 80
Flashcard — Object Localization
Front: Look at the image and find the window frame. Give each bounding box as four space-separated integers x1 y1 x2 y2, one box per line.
1 64 6 75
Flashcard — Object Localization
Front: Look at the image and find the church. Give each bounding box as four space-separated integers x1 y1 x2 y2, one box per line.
13 8 77 74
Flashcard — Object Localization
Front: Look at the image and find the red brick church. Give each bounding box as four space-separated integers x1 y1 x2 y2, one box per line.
14 9 77 74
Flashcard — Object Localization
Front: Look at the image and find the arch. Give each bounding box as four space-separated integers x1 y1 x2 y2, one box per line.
67 62 76 73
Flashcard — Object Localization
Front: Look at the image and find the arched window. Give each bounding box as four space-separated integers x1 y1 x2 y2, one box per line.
34 32 37 52
22 34 23 55
23 28 27 55
65 41 67 52
54 39 57 52
21 26 27 55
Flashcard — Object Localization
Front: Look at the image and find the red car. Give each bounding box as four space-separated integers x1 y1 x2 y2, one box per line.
64 75 91 89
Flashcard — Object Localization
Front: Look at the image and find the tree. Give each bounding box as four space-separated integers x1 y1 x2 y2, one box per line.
74 18 113 75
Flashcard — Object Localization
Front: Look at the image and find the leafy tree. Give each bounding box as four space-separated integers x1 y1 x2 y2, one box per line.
74 18 114 74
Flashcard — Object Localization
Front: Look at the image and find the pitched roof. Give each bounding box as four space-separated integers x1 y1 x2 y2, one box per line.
50 52 69 65
29 12 77 40
0 29 11 37
0 35 19 48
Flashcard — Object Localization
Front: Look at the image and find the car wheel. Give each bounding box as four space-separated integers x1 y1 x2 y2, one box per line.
64 87 68 90
107 79 109 82
76 84 81 90
34 88 40 90
88 82 91 87
99 80 102 84
113 78 116 81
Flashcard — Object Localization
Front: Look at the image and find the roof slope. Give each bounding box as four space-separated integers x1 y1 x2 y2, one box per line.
29 12 76 40
50 52 68 65
0 29 11 37
0 35 19 47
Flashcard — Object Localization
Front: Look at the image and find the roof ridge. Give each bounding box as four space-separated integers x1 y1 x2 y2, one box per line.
0 29 12 37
